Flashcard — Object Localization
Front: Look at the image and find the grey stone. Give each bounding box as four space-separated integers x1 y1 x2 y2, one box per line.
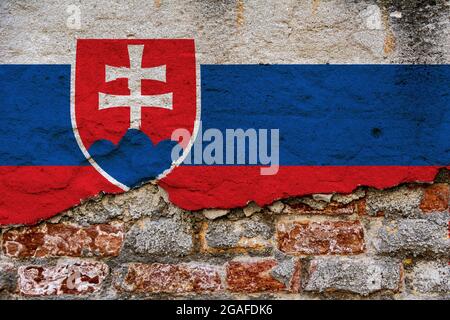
411 261 450 294
297 197 329 210
205 221 241 248
3 0 447 67
243 202 262 217
205 218 272 249
359 4 383 30
305 257 402 296
387 0 450 64
127 217 193 256
242 219 272 238
366 186 423 217
352 30 386 57
390 11 402 19
332 188 366 204
268 201 285 214
126 185 170 219
270 257 297 287
68 195 124 225
373 213 449 257
203 209 229 220
0 261 15 293
68 184 167 225
312 194 333 203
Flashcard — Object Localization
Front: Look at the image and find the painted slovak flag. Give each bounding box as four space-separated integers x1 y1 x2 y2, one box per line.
0 39 449 225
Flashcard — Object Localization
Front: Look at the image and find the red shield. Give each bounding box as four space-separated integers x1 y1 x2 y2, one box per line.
74 39 197 188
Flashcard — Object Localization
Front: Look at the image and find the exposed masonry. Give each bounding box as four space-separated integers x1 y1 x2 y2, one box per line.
0 177 448 299
1 0 449 300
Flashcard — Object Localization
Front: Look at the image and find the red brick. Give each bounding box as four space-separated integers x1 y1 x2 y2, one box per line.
420 183 449 213
357 198 367 216
277 220 365 255
226 259 286 293
120 263 222 293
285 202 356 216
18 261 108 296
2 223 124 258
289 259 302 293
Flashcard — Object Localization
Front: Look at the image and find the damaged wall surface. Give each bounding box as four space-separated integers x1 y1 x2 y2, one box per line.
0 0 449 300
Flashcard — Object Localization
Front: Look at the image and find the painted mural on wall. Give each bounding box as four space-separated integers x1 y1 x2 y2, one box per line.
0 39 449 224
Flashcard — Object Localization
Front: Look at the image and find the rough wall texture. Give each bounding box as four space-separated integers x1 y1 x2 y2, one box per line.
0 0 449 300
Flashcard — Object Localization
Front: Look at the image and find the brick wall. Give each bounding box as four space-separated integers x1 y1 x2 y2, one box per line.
1 0 449 300
0 178 448 299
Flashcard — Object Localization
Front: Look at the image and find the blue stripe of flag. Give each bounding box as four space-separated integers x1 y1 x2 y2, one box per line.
195 64 450 166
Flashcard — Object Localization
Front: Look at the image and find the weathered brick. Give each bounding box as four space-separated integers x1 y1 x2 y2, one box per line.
226 259 298 293
420 183 449 213
277 220 365 255
356 198 368 216
411 261 450 294
18 261 109 296
119 263 222 293
305 257 402 296
284 201 356 216
200 218 272 253
126 218 193 256
2 223 124 258
372 213 449 257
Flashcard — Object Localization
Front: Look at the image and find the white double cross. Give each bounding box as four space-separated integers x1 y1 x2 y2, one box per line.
98 45 173 129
